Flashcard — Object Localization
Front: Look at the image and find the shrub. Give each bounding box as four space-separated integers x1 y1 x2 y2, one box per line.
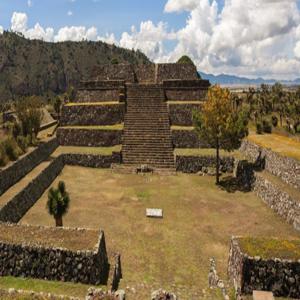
271 115 278 127
256 122 263 134
262 119 272 133
3 138 21 161
17 135 29 153
0 144 8 167
12 121 22 139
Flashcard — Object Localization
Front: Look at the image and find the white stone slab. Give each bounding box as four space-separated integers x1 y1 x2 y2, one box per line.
146 208 163 218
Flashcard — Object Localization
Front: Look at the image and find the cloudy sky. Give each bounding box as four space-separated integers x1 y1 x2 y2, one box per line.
0 0 300 80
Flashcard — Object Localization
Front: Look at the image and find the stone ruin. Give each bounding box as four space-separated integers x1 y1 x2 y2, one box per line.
57 63 210 171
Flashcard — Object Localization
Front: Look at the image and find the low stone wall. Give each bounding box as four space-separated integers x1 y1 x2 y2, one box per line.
228 237 300 298
0 224 109 285
240 140 300 190
0 138 58 196
62 152 121 168
76 89 120 103
156 64 199 82
57 128 122 147
171 129 210 148
176 155 234 173
60 104 125 126
0 156 65 223
165 89 208 101
253 172 300 231
168 103 202 126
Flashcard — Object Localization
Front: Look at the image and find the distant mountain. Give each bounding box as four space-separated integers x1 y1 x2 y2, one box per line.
0 31 150 102
199 71 300 86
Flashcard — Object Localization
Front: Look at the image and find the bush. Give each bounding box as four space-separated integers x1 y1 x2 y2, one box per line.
256 122 263 134
3 138 21 161
12 121 22 139
271 115 278 127
262 119 272 133
0 144 8 167
17 135 29 153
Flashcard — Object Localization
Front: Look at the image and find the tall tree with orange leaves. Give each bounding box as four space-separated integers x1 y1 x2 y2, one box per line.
193 85 249 184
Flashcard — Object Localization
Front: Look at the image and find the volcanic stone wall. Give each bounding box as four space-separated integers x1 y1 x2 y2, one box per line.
253 172 300 231
172 129 210 148
0 156 65 223
0 138 58 196
176 155 234 173
168 103 202 126
156 64 199 82
164 80 210 101
0 224 108 285
57 128 122 147
228 237 300 298
240 140 300 190
134 64 155 83
60 104 125 126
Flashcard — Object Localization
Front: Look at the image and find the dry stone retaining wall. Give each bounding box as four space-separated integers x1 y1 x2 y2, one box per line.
76 89 120 103
60 104 125 126
156 64 198 82
0 224 108 285
240 140 300 190
176 155 234 173
168 103 202 126
0 156 65 223
171 129 210 148
228 237 300 298
253 172 300 231
57 128 122 147
0 138 58 196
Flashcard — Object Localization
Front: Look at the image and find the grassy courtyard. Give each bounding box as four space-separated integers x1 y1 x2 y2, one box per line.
20 167 299 300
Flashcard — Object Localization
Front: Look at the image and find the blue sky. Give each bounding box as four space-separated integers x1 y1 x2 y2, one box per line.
0 0 300 79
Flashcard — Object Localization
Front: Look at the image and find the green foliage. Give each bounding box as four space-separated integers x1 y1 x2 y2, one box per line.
2 138 21 161
12 121 22 139
15 96 43 141
47 181 70 227
271 115 278 127
256 122 263 134
53 96 62 115
111 58 119 65
193 85 249 183
16 135 30 153
262 119 272 133
0 144 9 167
177 55 195 65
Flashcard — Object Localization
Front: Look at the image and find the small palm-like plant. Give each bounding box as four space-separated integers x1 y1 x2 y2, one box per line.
47 181 70 227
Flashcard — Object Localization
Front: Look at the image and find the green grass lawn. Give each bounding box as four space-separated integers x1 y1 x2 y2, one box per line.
175 148 244 159
171 126 195 131
65 102 120 106
0 277 98 299
20 167 299 300
52 145 122 157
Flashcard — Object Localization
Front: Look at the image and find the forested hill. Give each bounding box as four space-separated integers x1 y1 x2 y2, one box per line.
0 31 150 102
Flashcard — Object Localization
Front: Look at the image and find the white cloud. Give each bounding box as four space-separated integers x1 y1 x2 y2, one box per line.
0 26 3 34
11 12 28 33
164 0 199 13
98 33 118 45
54 26 98 42
67 10 73 16
27 0 33 8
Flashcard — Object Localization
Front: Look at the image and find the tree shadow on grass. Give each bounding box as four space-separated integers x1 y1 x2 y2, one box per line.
219 176 252 193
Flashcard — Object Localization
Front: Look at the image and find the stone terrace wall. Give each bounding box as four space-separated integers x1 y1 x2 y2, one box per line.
134 64 155 83
172 130 210 148
0 138 58 196
168 103 202 126
62 152 121 168
228 237 300 298
156 64 198 83
240 140 300 190
163 80 210 101
91 64 135 83
176 155 234 173
0 224 108 285
60 104 125 126
57 128 122 147
0 156 65 223
254 172 300 231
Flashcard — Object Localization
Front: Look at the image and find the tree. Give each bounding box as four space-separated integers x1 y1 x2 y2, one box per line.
193 85 249 184
177 55 195 65
47 181 70 227
53 96 62 118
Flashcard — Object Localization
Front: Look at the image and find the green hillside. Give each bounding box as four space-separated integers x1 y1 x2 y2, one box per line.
0 31 150 102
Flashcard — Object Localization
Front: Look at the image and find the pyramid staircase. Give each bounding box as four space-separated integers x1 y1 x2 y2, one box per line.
121 84 175 172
